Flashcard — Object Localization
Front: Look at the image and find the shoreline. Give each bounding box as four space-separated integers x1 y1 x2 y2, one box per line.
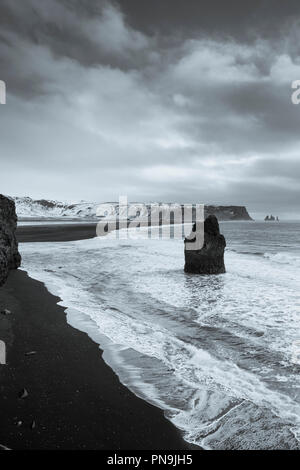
0 268 195 450
16 219 256 244
16 223 98 243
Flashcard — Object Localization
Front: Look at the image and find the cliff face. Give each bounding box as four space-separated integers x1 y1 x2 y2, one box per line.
0 195 21 286
14 197 253 221
205 205 252 221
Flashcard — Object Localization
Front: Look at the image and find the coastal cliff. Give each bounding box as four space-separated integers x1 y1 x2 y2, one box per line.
0 195 21 286
205 205 252 221
14 197 253 221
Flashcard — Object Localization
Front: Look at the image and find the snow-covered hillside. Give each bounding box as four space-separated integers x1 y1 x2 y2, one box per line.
14 197 179 220
14 197 99 219
14 197 253 221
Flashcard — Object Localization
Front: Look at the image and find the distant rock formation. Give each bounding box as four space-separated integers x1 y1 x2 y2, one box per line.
264 215 278 221
184 215 226 274
0 195 21 286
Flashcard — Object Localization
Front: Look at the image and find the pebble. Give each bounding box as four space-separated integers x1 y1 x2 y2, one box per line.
18 388 29 399
1 309 11 315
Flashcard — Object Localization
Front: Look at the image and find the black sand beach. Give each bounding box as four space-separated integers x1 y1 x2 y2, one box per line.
0 225 192 450
17 223 98 242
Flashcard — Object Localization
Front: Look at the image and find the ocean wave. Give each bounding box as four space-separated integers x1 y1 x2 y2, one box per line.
264 252 300 267
228 249 264 256
19 233 300 449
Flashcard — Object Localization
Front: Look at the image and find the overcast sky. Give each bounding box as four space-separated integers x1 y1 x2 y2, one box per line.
1 0 300 217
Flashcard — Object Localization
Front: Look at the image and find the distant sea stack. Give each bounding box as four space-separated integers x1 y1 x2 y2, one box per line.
264 215 279 221
184 215 226 274
0 194 21 286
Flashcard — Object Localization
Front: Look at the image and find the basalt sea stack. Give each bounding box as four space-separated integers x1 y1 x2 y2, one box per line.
0 194 21 286
184 215 226 274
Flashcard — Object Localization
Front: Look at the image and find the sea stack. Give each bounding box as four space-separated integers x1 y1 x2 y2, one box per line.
184 215 226 274
0 194 21 286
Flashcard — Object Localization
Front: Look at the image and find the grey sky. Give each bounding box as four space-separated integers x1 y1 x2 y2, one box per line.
0 0 300 217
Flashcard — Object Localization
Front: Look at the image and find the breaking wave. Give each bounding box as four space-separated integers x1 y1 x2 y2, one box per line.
19 221 300 449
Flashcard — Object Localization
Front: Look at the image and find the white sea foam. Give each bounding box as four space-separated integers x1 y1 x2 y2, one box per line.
19 222 300 449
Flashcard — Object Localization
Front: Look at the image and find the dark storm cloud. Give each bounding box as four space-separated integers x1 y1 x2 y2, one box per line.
0 0 300 217
116 0 300 41
0 0 153 98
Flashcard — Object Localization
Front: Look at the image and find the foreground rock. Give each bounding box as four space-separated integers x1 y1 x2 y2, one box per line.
184 215 226 274
0 195 21 286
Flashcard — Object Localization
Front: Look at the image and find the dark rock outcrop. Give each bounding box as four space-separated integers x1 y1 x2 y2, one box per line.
184 215 226 274
0 194 21 286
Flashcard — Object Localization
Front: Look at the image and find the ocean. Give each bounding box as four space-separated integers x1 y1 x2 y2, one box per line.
20 221 300 449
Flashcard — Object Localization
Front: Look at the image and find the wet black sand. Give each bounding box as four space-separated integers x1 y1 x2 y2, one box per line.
0 224 193 450
17 223 98 242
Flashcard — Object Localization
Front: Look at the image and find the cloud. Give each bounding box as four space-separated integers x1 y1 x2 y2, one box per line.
0 0 300 216
0 0 152 72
